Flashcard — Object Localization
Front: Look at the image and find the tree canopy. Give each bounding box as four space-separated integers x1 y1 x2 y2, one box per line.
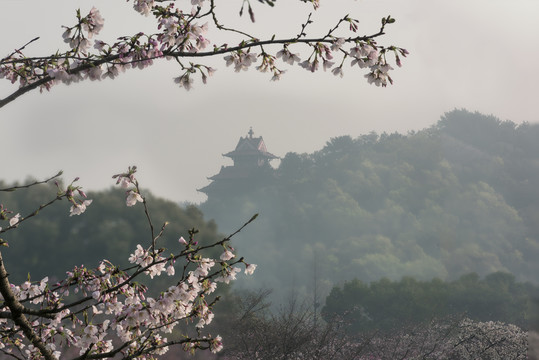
322 272 537 333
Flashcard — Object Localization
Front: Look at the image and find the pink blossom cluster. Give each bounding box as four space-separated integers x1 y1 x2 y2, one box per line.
62 7 105 53
112 165 145 206
224 51 258 73
57 177 94 216
0 167 256 359
276 47 301 66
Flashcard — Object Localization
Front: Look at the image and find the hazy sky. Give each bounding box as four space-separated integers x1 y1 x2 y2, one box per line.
1 0 538 203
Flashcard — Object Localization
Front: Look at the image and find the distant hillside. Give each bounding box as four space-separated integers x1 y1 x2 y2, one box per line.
201 109 539 300
0 185 224 285
2 109 538 304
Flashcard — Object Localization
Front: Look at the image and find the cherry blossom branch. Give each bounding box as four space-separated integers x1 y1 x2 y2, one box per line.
0 29 396 107
9 191 255 325
1 2 407 106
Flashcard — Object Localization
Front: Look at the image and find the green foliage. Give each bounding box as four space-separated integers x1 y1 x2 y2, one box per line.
322 272 537 333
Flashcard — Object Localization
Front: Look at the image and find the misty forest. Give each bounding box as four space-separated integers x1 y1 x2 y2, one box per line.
1 0 538 357
2 109 537 358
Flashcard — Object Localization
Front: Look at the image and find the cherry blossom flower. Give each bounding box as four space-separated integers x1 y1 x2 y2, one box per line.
133 0 155 16
47 68 71 82
332 66 344 78
220 249 235 261
102 64 121 80
179 236 188 245
322 59 335 71
147 261 166 278
210 335 223 353
9 213 20 226
299 58 319 72
128 244 147 264
178 236 187 245
94 40 107 51
224 52 258 72
215 266 241 284
126 190 143 206
88 65 103 80
379 62 394 73
331 37 345 52
245 263 257 275
174 74 194 90
276 48 301 65
193 258 215 277
83 7 105 38
117 176 131 188
271 70 284 81
69 200 93 216
351 57 367 68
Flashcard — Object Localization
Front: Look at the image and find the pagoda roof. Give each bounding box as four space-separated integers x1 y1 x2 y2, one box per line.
208 166 256 181
224 128 278 160
197 166 270 194
198 128 278 196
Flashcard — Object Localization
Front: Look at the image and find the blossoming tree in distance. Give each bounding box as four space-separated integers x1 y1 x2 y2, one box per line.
0 0 406 358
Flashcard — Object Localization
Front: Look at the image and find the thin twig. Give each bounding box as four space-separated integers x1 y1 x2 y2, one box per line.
0 171 63 192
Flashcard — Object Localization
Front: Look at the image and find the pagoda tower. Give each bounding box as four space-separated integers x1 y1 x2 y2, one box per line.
198 128 278 198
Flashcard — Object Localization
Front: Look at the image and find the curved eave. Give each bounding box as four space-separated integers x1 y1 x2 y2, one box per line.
223 150 278 159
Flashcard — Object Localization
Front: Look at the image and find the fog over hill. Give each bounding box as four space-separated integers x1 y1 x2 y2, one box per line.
200 109 539 302
2 109 538 306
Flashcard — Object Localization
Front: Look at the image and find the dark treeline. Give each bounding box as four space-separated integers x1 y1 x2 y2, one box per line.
322 271 537 332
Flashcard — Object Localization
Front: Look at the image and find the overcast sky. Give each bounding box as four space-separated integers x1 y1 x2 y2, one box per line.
1 0 538 203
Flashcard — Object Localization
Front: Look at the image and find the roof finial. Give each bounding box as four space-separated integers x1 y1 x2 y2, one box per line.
248 127 254 139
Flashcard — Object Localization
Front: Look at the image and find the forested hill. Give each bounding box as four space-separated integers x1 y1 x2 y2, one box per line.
201 109 539 299
2 109 538 303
